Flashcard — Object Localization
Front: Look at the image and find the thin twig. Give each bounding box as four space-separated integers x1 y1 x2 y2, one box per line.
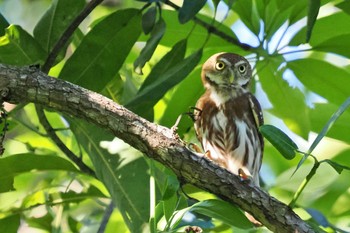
41 0 104 73
163 0 253 51
35 105 96 177
36 0 104 178
97 201 115 233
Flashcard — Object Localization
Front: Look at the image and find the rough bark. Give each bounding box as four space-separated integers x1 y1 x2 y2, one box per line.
0 64 314 233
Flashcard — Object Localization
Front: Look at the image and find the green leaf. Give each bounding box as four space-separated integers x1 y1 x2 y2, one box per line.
126 48 202 119
68 118 150 233
257 59 310 138
0 13 9 36
260 124 298 160
295 97 350 174
142 6 157 34
0 214 20 233
134 18 166 74
308 97 350 155
178 0 207 24
159 67 202 134
33 0 85 53
169 199 252 229
310 103 350 144
0 154 78 193
288 58 350 106
158 10 241 52
313 34 350 59
59 9 142 92
306 0 320 42
323 159 350 174
0 25 46 65
336 0 350 15
290 12 350 46
232 0 260 35
139 39 187 92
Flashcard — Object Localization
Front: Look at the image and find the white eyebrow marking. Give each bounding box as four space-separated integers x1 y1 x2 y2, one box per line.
218 57 231 66
235 60 247 66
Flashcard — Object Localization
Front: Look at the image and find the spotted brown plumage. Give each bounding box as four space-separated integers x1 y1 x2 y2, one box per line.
194 52 263 186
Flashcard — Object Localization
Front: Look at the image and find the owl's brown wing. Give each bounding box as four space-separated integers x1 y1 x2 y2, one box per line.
247 93 264 153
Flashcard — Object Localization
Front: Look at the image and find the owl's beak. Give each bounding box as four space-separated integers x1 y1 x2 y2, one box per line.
229 68 235 84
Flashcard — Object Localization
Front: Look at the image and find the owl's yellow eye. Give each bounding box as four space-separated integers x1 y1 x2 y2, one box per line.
215 61 225 71
238 65 246 73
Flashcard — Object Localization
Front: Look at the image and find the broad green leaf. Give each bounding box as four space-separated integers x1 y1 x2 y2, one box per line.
290 12 350 46
306 0 320 42
142 6 157 34
68 118 150 233
257 59 310 138
232 0 260 35
139 39 187 92
59 9 142 92
295 98 350 173
0 154 78 193
178 0 207 24
134 18 166 73
0 214 20 233
126 49 202 118
313 34 350 59
336 0 350 15
308 97 350 154
288 59 350 106
272 0 307 24
260 124 298 160
0 25 46 65
159 10 242 52
159 67 202 134
169 199 252 229
310 103 350 144
0 13 9 36
33 0 85 53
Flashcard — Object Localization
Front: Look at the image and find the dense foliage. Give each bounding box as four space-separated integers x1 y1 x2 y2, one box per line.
0 0 350 232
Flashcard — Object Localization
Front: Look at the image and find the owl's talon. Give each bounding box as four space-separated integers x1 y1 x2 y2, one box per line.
238 168 252 182
188 143 203 153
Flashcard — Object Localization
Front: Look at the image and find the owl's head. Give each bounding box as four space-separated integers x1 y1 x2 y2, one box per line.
201 52 252 89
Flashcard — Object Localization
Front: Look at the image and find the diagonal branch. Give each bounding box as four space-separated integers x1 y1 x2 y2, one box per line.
0 64 314 233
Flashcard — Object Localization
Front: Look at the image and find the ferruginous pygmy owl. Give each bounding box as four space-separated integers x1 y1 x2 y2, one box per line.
194 52 264 186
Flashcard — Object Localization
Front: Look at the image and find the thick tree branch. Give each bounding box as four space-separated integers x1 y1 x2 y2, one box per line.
0 64 314 233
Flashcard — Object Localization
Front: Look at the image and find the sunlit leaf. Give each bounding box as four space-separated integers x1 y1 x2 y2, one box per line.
0 25 46 65
134 18 166 73
59 9 142 92
33 0 85 53
0 154 78 192
178 0 206 24
295 97 350 173
260 124 298 160
68 118 150 233
232 0 260 35
169 199 252 230
314 34 350 59
290 12 350 46
306 0 320 42
257 59 310 138
288 59 350 106
310 97 350 153
310 103 350 144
